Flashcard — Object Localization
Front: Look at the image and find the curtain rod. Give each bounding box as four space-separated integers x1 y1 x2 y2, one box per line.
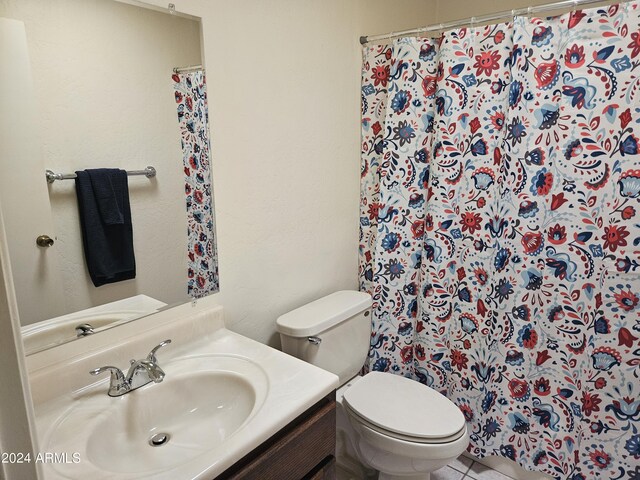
173 64 203 74
360 0 625 45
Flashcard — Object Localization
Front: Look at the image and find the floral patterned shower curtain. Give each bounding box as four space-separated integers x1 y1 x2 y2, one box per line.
359 3 640 479
172 70 219 298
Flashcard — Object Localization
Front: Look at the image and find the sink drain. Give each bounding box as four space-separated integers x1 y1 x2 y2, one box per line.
149 433 170 447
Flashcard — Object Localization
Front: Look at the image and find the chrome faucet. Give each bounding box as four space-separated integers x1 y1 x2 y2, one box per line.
90 339 171 397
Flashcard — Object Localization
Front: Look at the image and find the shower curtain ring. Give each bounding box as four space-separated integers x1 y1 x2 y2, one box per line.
572 0 579 11
511 9 516 22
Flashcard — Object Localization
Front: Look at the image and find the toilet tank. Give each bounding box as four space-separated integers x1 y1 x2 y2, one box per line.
276 291 372 386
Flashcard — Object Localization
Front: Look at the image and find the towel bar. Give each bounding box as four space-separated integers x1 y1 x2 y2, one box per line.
45 166 156 183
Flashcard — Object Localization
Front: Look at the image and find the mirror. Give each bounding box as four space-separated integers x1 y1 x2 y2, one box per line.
0 0 218 354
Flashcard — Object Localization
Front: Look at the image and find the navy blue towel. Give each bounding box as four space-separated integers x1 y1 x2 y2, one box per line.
75 169 136 287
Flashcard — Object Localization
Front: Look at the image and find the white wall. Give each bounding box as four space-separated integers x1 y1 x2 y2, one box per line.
0 0 202 325
144 0 437 347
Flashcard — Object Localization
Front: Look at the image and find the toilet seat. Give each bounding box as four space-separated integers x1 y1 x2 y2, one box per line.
344 402 466 444
342 372 466 443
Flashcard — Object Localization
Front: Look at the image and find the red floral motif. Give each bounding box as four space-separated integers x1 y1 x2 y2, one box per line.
603 225 630 252
411 220 425 240
490 111 505 131
589 449 611 469
508 378 530 401
620 108 632 129
469 117 481 134
473 50 501 76
534 377 551 396
533 170 554 195
522 231 544 255
618 327 638 347
581 391 602 416
400 345 413 364
422 75 437 97
451 349 469 371
547 224 567 245
566 44 586 68
621 205 635 220
473 267 488 286
425 213 434 231
461 211 482 233
550 192 568 210
367 202 381 220
534 61 560 90
594 377 607 390
614 289 639 312
629 31 640 58
371 65 390 87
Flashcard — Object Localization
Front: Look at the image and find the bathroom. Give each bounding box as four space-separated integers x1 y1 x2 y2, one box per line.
0 0 638 478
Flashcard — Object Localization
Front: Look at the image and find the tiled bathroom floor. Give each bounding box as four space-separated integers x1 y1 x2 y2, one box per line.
337 455 518 480
434 455 515 480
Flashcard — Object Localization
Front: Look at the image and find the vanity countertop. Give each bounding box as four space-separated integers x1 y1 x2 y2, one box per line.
29 305 338 479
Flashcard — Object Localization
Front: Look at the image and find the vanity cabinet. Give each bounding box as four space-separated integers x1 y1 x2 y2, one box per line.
217 394 336 480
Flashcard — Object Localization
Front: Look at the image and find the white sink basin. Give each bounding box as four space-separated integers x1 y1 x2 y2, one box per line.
43 355 268 478
22 295 166 354
30 309 338 480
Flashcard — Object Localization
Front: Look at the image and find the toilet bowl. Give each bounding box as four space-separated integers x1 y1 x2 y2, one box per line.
337 374 468 479
276 291 469 480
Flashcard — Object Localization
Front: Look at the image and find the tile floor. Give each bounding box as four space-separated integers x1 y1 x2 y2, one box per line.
433 456 515 480
336 455 518 480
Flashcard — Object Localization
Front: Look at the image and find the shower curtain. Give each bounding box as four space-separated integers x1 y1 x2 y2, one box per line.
359 2 640 479
172 70 219 298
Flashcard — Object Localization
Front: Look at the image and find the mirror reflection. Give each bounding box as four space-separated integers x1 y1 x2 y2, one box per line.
0 0 218 354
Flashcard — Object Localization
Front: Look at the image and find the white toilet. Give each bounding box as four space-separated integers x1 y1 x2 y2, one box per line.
276 290 469 480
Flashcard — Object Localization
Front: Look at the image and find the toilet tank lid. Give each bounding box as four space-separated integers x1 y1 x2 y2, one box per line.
276 291 372 337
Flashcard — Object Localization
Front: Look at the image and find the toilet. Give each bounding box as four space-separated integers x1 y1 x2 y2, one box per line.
276 290 469 480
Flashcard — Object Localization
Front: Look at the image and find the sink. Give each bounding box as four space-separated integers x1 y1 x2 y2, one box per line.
43 355 268 478
31 309 339 480
22 295 167 354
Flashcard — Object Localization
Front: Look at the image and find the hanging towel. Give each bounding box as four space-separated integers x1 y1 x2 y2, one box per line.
75 169 136 287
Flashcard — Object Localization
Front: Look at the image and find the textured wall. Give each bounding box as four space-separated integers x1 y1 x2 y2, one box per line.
136 0 438 347
0 0 202 325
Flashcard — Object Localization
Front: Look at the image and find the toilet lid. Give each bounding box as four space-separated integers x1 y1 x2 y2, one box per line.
342 372 466 440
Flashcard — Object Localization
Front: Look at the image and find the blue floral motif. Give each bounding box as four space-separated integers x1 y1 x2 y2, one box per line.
463 74 477 87
381 232 402 253
509 81 523 107
391 90 411 114
362 84 375 96
611 55 631 72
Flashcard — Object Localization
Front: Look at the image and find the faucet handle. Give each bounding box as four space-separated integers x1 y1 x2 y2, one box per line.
90 366 129 396
146 339 171 363
90 365 124 379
